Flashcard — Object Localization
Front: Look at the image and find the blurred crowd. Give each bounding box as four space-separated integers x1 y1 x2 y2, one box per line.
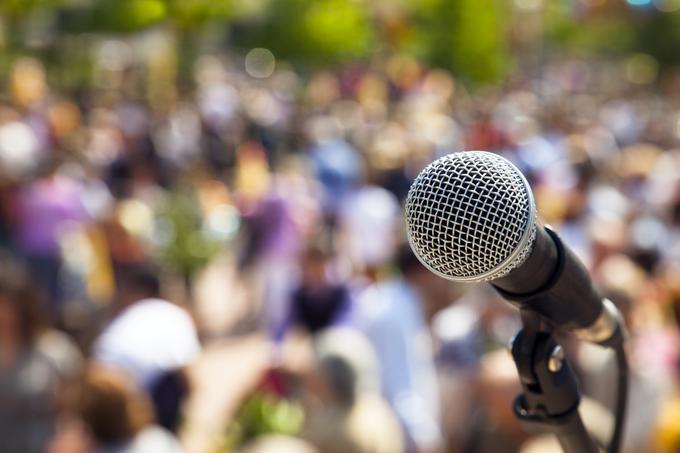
3 46 680 453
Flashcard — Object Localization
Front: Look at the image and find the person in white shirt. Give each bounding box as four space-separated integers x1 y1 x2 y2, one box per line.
357 246 444 453
93 266 201 431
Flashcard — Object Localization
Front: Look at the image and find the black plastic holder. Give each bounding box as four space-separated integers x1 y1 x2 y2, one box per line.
510 310 599 453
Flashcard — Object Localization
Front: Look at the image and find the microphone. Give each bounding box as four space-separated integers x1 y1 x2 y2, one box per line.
405 151 623 346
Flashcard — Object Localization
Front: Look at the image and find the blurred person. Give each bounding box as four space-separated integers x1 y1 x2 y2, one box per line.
104 153 164 201
0 109 42 179
234 142 271 214
337 184 401 277
357 245 443 453
0 172 17 248
49 366 183 453
274 242 355 345
92 265 200 431
0 259 81 453
643 283 680 452
254 159 323 337
467 348 526 453
99 211 149 279
651 368 680 453
306 117 363 218
431 288 493 452
235 142 277 297
465 111 505 151
599 99 644 147
83 107 124 168
14 160 89 317
235 165 304 272
300 328 404 453
577 280 672 452
152 103 202 167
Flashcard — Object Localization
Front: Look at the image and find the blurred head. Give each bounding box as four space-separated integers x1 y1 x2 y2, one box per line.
308 328 380 408
316 355 357 408
116 265 161 307
73 366 153 447
300 242 334 288
0 261 46 346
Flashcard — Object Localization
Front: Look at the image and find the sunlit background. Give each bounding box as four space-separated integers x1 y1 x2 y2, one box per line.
1 0 680 452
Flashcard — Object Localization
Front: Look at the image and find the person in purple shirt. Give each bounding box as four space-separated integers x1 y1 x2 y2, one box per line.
15 163 87 317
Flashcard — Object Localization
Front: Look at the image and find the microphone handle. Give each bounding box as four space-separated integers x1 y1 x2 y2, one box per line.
493 226 603 332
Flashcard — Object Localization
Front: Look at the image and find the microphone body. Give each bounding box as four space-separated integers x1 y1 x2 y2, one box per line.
405 151 622 345
494 225 619 343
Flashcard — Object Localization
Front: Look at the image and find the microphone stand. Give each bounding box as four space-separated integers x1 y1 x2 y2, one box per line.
509 310 599 453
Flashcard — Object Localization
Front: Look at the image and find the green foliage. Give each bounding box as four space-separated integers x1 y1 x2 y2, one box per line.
1 0 515 84
544 3 636 56
543 4 680 70
0 0 67 16
156 192 221 280
302 0 373 59
54 0 233 34
232 0 375 66
405 0 511 84
635 10 680 66
223 392 304 450
15 0 680 85
60 0 167 33
102 0 167 32
163 0 232 30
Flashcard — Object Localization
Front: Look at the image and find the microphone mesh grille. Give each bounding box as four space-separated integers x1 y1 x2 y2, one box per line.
405 151 536 282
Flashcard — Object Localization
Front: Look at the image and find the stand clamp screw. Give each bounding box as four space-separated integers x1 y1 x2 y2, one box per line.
508 334 517 353
548 345 564 372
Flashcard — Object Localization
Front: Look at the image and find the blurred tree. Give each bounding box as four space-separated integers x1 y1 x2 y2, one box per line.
636 10 680 67
8 0 680 86
157 192 221 291
231 0 375 67
405 0 511 84
55 0 237 34
4 0 512 85
0 0 65 16
164 0 232 30
59 0 167 33
0 0 66 50
544 1 636 57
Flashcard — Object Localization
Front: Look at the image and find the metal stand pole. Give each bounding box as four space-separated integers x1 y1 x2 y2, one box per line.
510 310 599 453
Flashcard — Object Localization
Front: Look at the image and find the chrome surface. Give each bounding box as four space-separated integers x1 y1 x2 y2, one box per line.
572 298 622 344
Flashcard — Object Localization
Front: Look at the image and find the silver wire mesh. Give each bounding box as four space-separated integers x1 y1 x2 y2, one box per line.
405 151 536 282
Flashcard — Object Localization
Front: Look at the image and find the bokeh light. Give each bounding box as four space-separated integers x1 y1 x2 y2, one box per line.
245 48 276 78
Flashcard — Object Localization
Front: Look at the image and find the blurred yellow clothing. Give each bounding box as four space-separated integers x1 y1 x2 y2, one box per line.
236 159 270 198
85 226 115 304
652 396 680 452
235 143 271 201
11 58 46 108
